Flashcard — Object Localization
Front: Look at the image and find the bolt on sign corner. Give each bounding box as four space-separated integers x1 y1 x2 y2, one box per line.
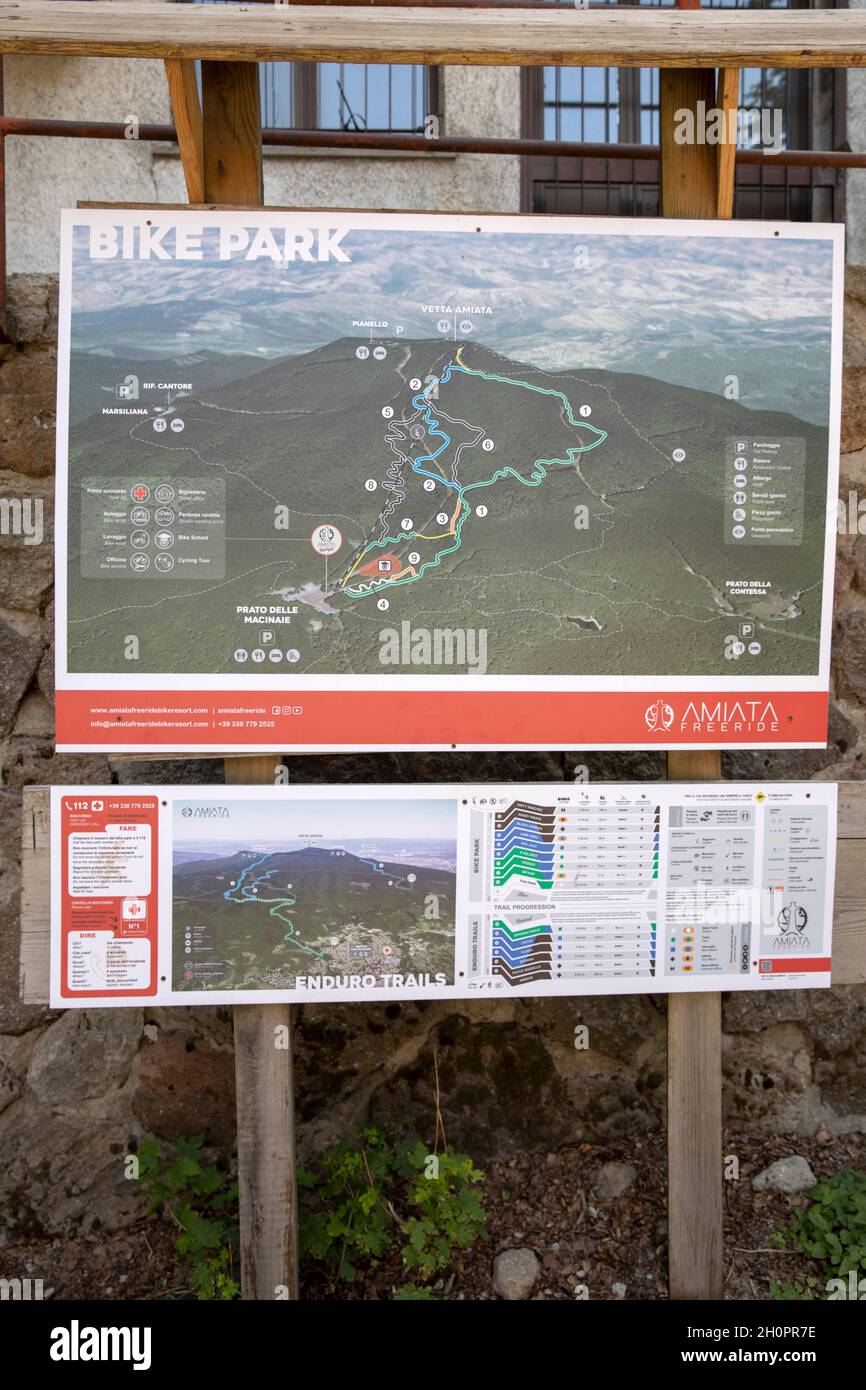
54 210 844 751
50 783 836 1008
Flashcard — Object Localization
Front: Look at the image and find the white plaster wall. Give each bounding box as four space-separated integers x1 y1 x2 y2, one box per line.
848 0 866 264
6 0 863 268
4 45 521 276
5 54 173 273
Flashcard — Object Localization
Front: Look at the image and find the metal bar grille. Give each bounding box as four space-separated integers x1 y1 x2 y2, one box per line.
523 0 846 222
197 0 431 131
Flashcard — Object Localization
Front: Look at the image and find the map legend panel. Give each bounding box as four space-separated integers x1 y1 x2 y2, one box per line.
759 803 829 957
491 918 552 985
725 436 806 546
667 804 755 888
80 477 226 579
469 909 660 988
665 803 756 977
557 799 660 896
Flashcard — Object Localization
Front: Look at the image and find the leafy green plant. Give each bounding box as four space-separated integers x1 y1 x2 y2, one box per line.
298 1123 486 1296
770 1167 866 1301
136 1135 240 1300
401 1140 488 1281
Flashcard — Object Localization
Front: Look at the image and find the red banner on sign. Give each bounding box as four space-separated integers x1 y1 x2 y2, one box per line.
55 689 829 750
59 795 159 999
760 957 832 975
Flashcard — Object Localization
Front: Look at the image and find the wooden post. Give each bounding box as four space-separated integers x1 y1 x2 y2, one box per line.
201 60 263 205
715 68 739 220
188 63 300 1301
659 69 718 218
660 35 737 1301
165 59 205 204
225 759 299 1302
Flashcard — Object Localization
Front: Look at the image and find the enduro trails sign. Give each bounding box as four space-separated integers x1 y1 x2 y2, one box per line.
50 783 836 1008
54 210 843 751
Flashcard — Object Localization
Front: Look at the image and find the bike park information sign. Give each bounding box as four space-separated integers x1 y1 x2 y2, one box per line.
54 211 843 751
50 783 836 1007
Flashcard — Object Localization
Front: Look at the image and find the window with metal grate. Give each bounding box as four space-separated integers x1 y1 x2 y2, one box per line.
191 0 437 133
522 0 846 223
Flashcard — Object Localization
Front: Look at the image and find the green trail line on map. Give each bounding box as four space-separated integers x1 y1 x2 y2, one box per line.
339 346 608 598
223 852 324 957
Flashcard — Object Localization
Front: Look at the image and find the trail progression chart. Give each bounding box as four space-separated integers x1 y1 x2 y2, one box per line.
338 345 608 599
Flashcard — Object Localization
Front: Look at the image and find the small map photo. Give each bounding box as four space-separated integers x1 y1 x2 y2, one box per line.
171 797 457 992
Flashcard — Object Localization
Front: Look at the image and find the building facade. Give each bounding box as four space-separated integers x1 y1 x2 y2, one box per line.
3 0 865 275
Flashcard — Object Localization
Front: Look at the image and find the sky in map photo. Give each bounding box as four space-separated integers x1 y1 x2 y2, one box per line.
172 796 458 850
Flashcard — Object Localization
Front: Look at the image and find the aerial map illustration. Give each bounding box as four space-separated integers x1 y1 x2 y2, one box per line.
172 796 457 992
61 212 837 682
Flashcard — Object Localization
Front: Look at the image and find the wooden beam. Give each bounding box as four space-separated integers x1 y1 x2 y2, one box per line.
232 1002 298 1301
838 782 866 838
20 785 50 1009
661 50 724 1300
201 61 262 206
2 4 866 67
666 750 721 783
667 988 723 1300
196 63 298 1301
715 67 738 219
659 68 719 220
164 59 205 205
225 757 299 1302
834 839 866 988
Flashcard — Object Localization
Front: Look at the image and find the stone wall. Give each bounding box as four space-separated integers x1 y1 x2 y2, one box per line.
0 273 865 1240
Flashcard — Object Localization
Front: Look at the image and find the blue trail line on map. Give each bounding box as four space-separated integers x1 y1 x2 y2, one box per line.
222 852 323 956
340 356 607 597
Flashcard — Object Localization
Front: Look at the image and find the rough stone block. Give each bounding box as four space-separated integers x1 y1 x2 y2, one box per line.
0 350 56 479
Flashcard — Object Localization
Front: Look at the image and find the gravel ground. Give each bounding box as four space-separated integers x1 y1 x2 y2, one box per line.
3 1128 863 1302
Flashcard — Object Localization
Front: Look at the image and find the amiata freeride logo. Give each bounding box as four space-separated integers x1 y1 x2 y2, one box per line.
644 698 675 733
775 900 810 950
643 698 780 735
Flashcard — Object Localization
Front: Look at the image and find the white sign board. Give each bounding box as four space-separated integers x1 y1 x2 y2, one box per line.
54 210 843 752
51 783 836 1007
